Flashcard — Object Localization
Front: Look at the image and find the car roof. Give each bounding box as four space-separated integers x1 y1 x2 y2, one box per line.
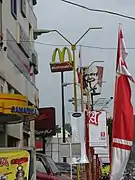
55 162 70 166
36 153 51 158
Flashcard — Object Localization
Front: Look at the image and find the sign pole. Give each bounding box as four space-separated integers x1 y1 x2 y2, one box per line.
85 110 90 180
61 71 66 162
71 44 80 180
91 147 95 180
96 154 99 180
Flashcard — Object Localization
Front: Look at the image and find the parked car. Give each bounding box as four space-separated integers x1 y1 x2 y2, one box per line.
36 153 72 180
55 162 77 180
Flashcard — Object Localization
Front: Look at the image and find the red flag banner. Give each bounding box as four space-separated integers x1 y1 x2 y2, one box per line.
110 24 134 180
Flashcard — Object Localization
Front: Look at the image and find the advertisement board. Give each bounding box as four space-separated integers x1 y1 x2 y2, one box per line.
35 107 56 137
0 150 30 179
69 112 88 164
50 47 73 73
94 135 109 155
88 111 107 147
77 66 104 96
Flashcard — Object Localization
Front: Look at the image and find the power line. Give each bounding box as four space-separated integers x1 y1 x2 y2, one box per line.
61 0 135 21
4 39 135 50
4 39 66 47
82 45 135 50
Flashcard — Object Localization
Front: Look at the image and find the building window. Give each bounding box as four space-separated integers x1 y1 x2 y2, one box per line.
29 23 33 42
20 0 26 18
0 78 4 93
11 0 17 19
8 84 14 94
0 85 3 93
8 136 18 147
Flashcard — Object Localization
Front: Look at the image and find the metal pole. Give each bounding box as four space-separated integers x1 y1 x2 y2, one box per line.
69 141 73 179
0 0 3 50
42 137 46 154
71 44 80 180
61 71 66 162
72 45 77 112
96 154 99 180
85 92 91 180
80 46 84 113
91 93 94 110
91 147 95 180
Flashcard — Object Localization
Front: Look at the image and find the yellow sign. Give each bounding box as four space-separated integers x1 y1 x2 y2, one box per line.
0 150 30 179
0 93 27 114
50 47 73 73
0 93 39 123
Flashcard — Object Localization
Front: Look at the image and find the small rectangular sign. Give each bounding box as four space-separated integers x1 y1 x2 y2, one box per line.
50 61 74 73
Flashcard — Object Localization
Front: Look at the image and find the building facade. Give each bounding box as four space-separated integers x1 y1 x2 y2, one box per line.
0 0 38 147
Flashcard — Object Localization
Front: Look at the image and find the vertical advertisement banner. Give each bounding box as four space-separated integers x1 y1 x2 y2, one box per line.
0 150 30 179
77 66 104 96
88 111 107 147
69 112 89 164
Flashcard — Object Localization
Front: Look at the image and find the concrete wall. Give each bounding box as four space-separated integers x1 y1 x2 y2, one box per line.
1 0 38 104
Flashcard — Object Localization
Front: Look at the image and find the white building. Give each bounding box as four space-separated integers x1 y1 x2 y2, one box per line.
45 130 71 163
0 0 38 147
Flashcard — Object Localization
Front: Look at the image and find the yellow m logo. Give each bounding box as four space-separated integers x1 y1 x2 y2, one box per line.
50 47 73 73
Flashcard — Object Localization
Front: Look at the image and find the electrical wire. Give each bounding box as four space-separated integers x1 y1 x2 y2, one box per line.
61 0 135 21
4 39 135 51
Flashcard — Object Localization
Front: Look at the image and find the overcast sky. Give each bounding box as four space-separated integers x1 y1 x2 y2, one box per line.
35 0 135 125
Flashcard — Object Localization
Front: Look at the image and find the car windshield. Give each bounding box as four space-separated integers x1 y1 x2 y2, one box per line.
56 164 68 172
46 156 59 174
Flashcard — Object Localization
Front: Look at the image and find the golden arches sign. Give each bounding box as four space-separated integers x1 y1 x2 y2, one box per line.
50 47 73 73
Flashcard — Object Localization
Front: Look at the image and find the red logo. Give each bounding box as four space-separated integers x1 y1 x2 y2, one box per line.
0 158 9 167
101 132 105 137
11 157 28 165
87 111 101 125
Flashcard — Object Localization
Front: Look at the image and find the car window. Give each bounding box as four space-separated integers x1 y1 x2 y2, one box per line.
45 156 59 174
36 159 47 173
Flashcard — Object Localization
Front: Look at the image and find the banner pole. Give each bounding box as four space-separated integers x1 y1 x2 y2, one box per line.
91 147 95 180
85 110 89 180
96 154 99 180
85 91 92 180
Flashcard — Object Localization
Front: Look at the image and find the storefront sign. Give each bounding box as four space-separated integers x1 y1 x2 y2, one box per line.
50 47 73 73
0 93 38 124
35 107 56 137
11 106 39 115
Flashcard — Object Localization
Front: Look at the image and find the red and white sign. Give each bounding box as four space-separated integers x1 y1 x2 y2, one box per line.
87 110 101 125
88 111 107 147
94 135 110 155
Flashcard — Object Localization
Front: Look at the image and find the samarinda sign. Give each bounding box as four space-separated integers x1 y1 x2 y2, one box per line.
50 47 74 73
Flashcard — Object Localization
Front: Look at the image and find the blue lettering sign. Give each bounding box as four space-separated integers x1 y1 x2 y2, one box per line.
11 106 38 115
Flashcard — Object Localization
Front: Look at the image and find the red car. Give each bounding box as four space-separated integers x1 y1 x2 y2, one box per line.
36 153 72 180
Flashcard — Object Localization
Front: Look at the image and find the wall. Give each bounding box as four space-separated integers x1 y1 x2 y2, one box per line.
1 0 38 105
45 136 71 163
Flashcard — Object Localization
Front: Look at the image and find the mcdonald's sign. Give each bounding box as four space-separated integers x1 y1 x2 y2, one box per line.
50 47 74 73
